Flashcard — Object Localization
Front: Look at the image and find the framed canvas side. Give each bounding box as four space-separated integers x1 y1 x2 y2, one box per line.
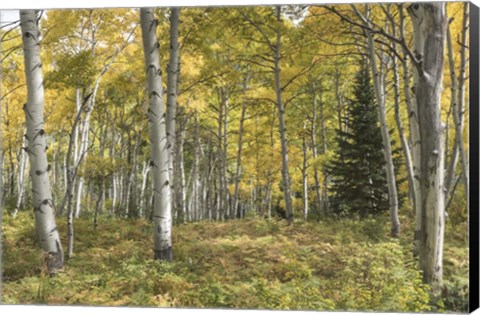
470 1 480 312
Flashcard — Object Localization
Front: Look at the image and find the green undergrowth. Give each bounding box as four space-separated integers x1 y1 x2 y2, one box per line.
2 211 468 312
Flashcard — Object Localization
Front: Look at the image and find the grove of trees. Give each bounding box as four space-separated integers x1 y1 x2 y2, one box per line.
0 2 471 310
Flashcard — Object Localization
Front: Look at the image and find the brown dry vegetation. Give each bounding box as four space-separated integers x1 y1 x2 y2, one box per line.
2 211 468 312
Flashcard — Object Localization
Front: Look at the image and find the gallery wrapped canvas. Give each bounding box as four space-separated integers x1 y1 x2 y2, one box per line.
0 0 478 313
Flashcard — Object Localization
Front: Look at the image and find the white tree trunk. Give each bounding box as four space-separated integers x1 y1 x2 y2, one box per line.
65 98 85 259
362 5 400 236
166 8 180 183
140 161 150 218
274 6 294 224
141 8 173 261
392 44 415 211
408 3 447 291
446 3 469 205
20 9 64 274
177 126 187 221
14 132 28 217
301 123 309 221
334 66 344 135
402 4 425 255
233 87 247 219
223 86 230 219
310 80 323 217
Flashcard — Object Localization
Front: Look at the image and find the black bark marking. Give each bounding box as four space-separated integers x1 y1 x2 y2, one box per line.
147 108 158 118
149 19 157 32
31 63 42 72
33 129 45 141
150 91 161 99
146 64 157 74
83 93 93 106
35 166 49 176
23 104 34 121
23 30 36 40
150 42 160 54
34 206 44 214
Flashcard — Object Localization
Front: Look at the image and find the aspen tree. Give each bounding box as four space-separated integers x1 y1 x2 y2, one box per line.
140 8 173 261
408 3 447 290
20 9 64 274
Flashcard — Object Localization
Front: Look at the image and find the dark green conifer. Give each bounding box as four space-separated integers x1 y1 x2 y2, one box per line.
328 62 403 217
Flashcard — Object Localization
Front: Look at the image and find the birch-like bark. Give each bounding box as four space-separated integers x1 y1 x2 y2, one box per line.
274 6 294 224
74 77 102 218
233 77 248 219
401 4 424 256
177 125 187 221
310 80 323 217
408 3 447 290
392 31 415 211
65 97 86 259
301 123 309 221
216 89 224 220
21 9 64 274
141 8 173 261
14 132 28 217
166 8 180 184
334 66 344 135
139 161 151 218
73 21 136 218
223 86 230 219
192 110 201 222
446 3 469 205
319 87 329 214
361 5 400 236
456 3 469 200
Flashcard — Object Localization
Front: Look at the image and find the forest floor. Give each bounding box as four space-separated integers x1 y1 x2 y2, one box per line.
2 211 469 312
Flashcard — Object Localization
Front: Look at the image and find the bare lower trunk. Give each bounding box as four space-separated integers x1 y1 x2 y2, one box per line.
310 80 323 217
21 10 64 274
65 97 85 259
14 133 28 217
75 178 84 218
456 3 469 201
140 161 150 218
393 48 415 211
319 86 329 214
233 77 248 219
141 8 173 261
302 123 309 221
399 5 423 253
166 8 180 205
446 3 469 205
334 66 344 135
408 3 447 291
223 86 230 220
177 126 187 222
363 5 399 236
275 6 293 224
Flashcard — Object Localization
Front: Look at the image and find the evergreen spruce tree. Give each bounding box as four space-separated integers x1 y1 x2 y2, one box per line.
328 62 392 217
